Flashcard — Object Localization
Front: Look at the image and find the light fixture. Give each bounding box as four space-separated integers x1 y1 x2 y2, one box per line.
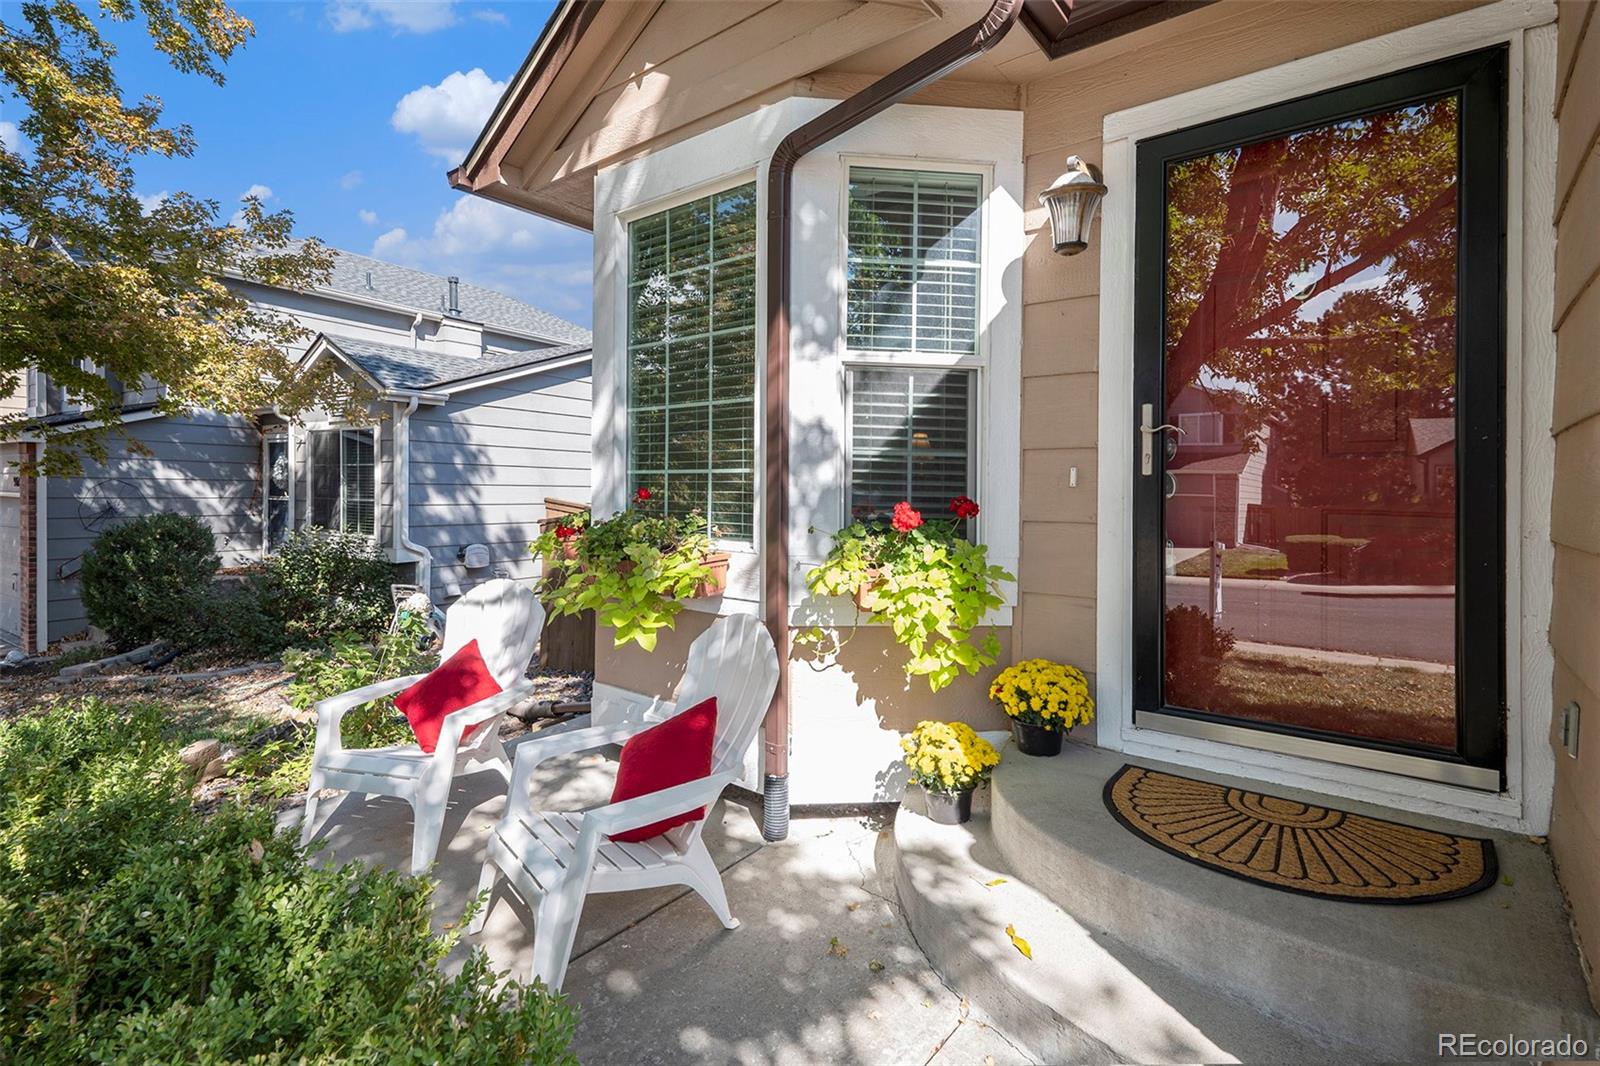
1038 156 1107 256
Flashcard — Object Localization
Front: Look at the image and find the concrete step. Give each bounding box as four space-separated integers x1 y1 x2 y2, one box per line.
987 743 1600 1059
890 792 1363 1064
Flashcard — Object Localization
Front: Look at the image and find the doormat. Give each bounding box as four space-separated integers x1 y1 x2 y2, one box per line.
1103 765 1497 904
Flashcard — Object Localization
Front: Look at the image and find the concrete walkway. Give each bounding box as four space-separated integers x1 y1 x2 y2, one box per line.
297 733 1034 1066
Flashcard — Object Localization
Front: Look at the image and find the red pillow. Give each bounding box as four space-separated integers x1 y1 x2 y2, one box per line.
395 639 503 754
607 697 718 843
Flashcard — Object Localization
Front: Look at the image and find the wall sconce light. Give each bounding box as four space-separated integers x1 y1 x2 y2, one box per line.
1038 156 1107 256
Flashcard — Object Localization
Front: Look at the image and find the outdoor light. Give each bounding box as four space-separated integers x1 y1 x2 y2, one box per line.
1038 156 1107 256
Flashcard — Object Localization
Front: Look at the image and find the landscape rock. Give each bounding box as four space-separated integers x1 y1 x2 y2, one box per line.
200 757 228 782
180 739 222 772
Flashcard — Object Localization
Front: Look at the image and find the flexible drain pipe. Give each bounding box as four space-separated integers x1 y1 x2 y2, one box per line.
759 0 1023 842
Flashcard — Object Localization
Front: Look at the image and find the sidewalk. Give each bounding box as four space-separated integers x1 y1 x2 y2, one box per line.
297 733 1034 1066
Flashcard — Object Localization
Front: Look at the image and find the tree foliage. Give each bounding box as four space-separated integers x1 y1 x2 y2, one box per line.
0 0 367 474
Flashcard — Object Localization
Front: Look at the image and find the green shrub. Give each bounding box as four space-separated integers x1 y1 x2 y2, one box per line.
202 576 291 658
265 528 394 643
79 513 218 649
0 699 578 1064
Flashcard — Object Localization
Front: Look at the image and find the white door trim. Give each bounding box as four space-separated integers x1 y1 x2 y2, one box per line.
1094 0 1559 833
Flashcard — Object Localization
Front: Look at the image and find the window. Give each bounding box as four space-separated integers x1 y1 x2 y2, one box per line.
308 427 375 536
264 435 290 549
1177 412 1224 444
627 182 757 541
847 168 982 355
847 367 975 523
845 167 984 524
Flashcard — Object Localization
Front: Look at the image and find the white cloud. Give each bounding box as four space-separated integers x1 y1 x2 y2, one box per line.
471 8 508 24
0 120 31 162
391 68 505 161
327 1 456 34
339 169 364 190
358 208 380 226
136 190 170 215
368 197 594 324
230 184 275 227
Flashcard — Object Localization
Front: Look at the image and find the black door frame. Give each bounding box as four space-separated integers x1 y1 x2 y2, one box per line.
1130 46 1509 787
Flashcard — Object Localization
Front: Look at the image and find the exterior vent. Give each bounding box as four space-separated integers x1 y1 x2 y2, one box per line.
446 276 461 316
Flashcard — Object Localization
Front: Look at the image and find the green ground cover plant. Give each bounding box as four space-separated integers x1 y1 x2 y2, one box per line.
0 698 577 1064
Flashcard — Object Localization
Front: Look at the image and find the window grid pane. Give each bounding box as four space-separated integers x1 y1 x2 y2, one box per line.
627 182 758 541
848 367 974 524
847 168 982 355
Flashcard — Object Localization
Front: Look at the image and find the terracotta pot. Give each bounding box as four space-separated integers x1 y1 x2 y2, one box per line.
853 569 885 612
691 551 730 599
924 786 974 825
1011 719 1065 757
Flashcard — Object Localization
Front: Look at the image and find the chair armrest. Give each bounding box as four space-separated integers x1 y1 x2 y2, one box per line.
431 681 536 759
581 770 736 837
503 716 663 812
313 674 428 754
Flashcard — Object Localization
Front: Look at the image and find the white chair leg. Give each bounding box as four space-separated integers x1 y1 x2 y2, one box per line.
530 873 588 991
300 772 325 847
680 838 738 930
410 796 448 876
468 860 501 934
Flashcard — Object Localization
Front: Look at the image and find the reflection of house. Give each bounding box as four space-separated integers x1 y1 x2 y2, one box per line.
0 249 592 651
1166 386 1266 548
1409 416 1456 500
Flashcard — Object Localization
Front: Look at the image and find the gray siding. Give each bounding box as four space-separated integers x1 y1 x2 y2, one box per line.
46 411 262 641
409 365 591 602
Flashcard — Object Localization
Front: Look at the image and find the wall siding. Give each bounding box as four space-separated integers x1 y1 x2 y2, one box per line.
45 411 262 641
408 366 592 603
1550 0 1600 1012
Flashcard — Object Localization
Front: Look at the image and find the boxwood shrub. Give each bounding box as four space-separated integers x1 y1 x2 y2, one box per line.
79 513 219 649
0 699 578 1064
265 528 395 643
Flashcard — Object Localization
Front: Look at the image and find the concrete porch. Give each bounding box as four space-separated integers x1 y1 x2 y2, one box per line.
892 742 1600 1062
293 726 1034 1065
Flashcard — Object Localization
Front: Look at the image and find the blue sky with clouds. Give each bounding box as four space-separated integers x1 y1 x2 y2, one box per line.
52 0 594 327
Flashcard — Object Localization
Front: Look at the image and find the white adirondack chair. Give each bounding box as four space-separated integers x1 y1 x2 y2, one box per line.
469 612 779 990
300 578 545 875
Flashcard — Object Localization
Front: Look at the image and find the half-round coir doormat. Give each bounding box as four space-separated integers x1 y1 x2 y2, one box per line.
1103 765 1498 904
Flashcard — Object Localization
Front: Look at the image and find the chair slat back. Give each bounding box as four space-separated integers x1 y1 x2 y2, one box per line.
440 579 544 689
674 614 779 777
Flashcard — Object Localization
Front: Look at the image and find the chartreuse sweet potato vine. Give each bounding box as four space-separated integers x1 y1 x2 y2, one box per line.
530 492 717 652
800 497 1014 692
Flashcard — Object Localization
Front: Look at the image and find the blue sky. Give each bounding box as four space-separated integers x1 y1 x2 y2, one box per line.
34 0 595 327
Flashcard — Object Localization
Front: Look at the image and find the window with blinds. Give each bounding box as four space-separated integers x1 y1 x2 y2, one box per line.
847 367 974 523
627 182 758 542
847 168 982 355
308 427 375 537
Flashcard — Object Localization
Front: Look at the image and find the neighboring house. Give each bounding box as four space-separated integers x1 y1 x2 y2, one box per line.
451 0 1600 1039
0 248 592 651
1165 385 1266 549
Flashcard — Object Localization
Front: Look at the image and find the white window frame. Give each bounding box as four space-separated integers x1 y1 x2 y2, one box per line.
840 160 991 540
300 421 381 540
1094 0 1559 833
620 175 762 550
1177 411 1224 444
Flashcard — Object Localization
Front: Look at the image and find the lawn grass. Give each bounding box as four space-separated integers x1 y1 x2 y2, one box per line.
1173 547 1289 579
1195 649 1456 749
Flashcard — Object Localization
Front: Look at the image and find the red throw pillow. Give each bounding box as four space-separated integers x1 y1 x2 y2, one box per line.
395 639 503 754
607 696 719 843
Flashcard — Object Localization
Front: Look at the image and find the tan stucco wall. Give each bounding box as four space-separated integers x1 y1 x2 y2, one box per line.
1012 0 1481 692
1549 0 1600 1011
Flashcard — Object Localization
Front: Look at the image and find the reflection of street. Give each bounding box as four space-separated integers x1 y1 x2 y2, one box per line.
1165 576 1454 664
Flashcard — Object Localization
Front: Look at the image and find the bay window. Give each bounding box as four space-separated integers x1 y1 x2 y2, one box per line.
845 167 983 522
626 181 758 543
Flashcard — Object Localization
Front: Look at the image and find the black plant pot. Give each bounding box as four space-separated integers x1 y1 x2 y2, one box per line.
1012 719 1064 757
924 786 974 825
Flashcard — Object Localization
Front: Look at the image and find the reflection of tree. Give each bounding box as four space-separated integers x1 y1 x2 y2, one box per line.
1163 98 1460 430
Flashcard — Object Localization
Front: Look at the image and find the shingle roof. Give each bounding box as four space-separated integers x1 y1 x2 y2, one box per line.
323 334 590 392
1170 451 1254 476
1409 417 1455 457
244 244 591 346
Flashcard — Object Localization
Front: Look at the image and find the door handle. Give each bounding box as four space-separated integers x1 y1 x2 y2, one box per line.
1139 403 1185 476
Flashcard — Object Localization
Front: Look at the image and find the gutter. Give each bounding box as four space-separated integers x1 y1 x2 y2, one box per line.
759 0 1023 842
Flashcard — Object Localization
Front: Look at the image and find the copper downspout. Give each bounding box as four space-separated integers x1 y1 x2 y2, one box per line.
759 0 1024 841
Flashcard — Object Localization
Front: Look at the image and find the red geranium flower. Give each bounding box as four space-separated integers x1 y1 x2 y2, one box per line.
634 487 652 503
554 524 579 541
949 495 980 519
891 500 923 534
